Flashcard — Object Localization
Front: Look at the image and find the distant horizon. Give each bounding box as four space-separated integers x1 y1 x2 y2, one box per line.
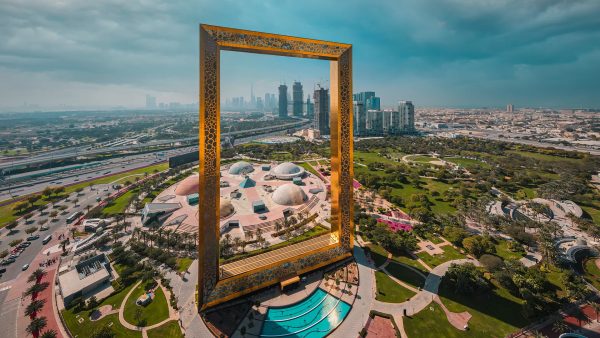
1 1 599 110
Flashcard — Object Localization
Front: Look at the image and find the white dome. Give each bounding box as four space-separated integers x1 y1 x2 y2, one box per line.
272 162 305 179
228 161 254 175
272 183 308 206
220 199 235 218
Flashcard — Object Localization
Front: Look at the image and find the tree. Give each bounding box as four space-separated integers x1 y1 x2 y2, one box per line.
590 301 600 322
27 268 48 284
444 263 488 294
39 330 58 338
442 226 469 246
563 271 592 302
6 221 18 233
24 299 46 317
26 316 47 337
23 282 49 299
479 254 504 272
25 227 38 234
462 235 496 258
134 307 144 325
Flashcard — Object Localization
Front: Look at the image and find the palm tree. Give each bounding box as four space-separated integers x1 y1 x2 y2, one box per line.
27 269 47 284
552 320 570 334
24 299 46 318
26 316 47 337
23 282 49 299
39 330 57 338
531 330 547 338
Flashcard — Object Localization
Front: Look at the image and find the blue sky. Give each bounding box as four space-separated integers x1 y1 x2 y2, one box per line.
0 0 599 109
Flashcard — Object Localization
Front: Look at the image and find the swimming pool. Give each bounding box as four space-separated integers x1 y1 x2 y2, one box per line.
260 288 351 337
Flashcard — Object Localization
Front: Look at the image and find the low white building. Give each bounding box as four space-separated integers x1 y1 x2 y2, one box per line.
58 253 113 305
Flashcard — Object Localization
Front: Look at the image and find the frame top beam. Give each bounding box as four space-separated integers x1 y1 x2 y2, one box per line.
201 24 351 60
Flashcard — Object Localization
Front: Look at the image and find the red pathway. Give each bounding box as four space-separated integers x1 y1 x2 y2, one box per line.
11 244 65 337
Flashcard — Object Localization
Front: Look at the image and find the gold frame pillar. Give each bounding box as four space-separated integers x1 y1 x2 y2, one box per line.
198 24 353 309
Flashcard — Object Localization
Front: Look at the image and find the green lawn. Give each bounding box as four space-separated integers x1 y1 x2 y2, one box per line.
437 279 528 337
494 240 525 261
375 271 416 303
392 253 429 273
366 244 389 268
177 257 194 273
385 261 426 289
102 189 139 216
147 320 184 338
123 283 170 327
507 150 583 164
409 155 438 163
62 312 142 338
545 266 568 299
297 161 320 176
444 157 491 170
61 283 140 338
416 245 466 268
583 258 600 291
404 302 466 338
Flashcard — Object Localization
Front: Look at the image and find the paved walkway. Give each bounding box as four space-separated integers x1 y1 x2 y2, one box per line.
333 245 376 337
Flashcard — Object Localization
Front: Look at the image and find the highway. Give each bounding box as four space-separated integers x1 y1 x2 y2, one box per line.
0 146 196 202
0 118 310 171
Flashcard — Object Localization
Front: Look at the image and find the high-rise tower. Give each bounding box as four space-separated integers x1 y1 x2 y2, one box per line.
398 100 415 132
314 86 329 135
292 81 303 117
278 84 288 118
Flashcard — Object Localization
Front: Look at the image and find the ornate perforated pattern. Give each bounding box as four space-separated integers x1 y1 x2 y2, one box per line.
338 49 354 249
204 26 347 58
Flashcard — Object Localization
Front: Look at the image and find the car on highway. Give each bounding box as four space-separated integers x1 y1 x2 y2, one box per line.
22 264 29 271
27 235 40 241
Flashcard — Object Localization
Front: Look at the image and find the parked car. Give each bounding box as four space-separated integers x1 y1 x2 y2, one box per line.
27 235 40 241
22 264 29 271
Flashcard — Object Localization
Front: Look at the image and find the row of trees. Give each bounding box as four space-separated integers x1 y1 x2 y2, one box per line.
22 268 57 338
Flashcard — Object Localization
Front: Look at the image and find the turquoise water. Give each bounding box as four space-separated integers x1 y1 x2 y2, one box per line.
260 288 351 337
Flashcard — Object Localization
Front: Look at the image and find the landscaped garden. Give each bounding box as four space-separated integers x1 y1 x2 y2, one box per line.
123 282 169 327
416 245 466 268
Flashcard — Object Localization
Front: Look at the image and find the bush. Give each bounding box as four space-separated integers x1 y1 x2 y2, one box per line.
25 227 38 234
479 254 504 272
9 239 23 247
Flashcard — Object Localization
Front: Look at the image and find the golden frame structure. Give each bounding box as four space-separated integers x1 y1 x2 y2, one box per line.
198 24 354 310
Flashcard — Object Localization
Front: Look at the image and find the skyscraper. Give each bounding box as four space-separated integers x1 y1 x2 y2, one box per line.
306 95 314 118
507 104 514 113
292 81 303 117
250 84 256 108
145 95 156 109
353 91 380 110
398 100 415 132
353 101 366 136
314 86 329 135
278 84 288 118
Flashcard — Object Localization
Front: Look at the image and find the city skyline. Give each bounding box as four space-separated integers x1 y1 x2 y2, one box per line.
1 0 600 111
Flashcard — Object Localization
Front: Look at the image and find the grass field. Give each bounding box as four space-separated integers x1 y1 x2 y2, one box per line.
123 283 169 327
147 320 183 338
375 270 416 303
583 258 600 291
62 283 140 338
494 240 525 261
416 245 466 268
437 280 528 337
385 261 426 289
177 257 194 273
404 302 466 338
444 157 491 169
297 161 320 176
408 155 438 163
102 188 139 216
0 162 168 228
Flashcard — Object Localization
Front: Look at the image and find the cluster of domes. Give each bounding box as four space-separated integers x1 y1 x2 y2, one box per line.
272 162 305 179
228 161 254 175
272 183 308 206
